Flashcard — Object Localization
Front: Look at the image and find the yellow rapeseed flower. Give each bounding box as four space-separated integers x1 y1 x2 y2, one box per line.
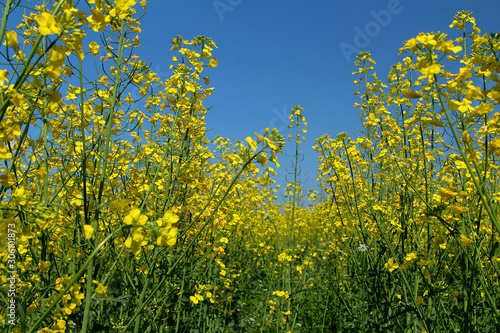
402 89 422 99
38 261 51 273
460 234 473 247
0 142 13 160
490 137 500 156
87 8 110 31
110 0 137 18
4 31 19 52
157 227 178 247
83 224 94 240
9 87 24 106
36 12 61 35
88 41 100 55
190 294 203 304
385 258 399 272
115 0 137 11
0 69 8 86
162 210 180 225
439 186 458 200
93 280 109 301
245 137 257 152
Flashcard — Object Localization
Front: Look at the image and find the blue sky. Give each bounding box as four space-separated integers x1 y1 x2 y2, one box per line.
136 0 499 198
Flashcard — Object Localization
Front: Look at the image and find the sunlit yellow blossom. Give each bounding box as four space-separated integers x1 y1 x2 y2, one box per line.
9 87 24 106
449 98 473 113
419 63 442 79
88 41 100 55
87 8 110 31
405 253 418 262
38 261 51 273
385 258 399 272
455 67 471 81
491 137 500 155
403 38 420 52
208 58 218 67
416 34 437 48
83 225 94 240
93 280 108 301
402 89 422 99
245 137 258 152
157 227 178 246
460 234 473 247
0 69 8 86
272 290 290 299
115 0 137 10
452 205 468 215
110 0 137 18
472 102 493 116
51 320 66 331
36 12 61 35
130 208 141 218
439 186 458 199
190 294 203 304
4 31 19 52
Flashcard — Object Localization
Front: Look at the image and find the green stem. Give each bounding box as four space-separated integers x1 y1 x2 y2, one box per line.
81 19 127 333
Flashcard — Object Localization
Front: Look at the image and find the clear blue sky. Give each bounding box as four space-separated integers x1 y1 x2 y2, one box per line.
136 0 499 198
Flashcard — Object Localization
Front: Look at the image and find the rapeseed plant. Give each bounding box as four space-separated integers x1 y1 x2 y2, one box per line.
0 3 499 331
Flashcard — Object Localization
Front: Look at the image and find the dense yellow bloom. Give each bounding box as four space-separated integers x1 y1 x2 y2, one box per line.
418 63 442 80
245 137 258 152
0 142 13 160
402 89 422 99
416 34 437 48
38 261 51 273
9 87 24 106
161 210 180 225
439 186 458 200
364 113 380 128
0 69 8 86
208 58 218 67
115 0 137 10
460 234 473 247
51 319 67 332
449 98 473 113
4 31 19 52
272 290 290 299
157 227 178 246
87 8 110 31
83 225 94 240
472 102 493 116
490 137 500 155
89 41 100 55
156 210 179 246
405 253 418 262
36 12 61 35
402 38 420 52
110 0 137 18
190 294 203 304
385 258 399 272
93 280 108 301
0 6 497 331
